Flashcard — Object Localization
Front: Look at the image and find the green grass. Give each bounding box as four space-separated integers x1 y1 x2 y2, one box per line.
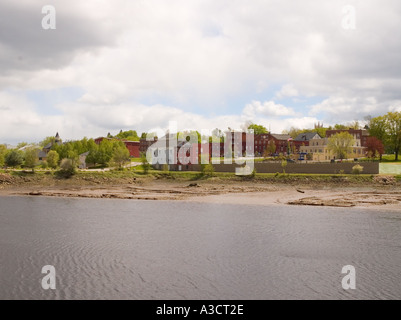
0 167 395 185
381 154 401 163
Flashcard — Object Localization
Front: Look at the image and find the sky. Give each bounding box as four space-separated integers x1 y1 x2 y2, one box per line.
1 0 401 144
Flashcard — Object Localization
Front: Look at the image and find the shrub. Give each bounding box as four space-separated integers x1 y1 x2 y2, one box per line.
5 150 23 167
281 159 287 173
202 163 215 177
24 148 38 172
41 161 48 169
59 158 76 176
352 164 364 174
162 164 169 172
47 150 59 169
140 153 151 174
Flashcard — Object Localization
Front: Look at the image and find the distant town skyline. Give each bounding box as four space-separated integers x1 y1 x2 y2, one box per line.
1 0 401 144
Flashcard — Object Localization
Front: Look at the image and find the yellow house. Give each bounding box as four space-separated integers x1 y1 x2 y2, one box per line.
300 138 366 161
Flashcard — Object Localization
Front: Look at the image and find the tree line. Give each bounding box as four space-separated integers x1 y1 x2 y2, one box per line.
0 137 130 172
1 111 400 170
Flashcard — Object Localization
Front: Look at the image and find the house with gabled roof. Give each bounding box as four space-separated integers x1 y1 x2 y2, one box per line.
39 132 62 161
294 132 321 142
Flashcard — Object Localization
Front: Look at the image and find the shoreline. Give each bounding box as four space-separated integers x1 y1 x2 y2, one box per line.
1 178 401 211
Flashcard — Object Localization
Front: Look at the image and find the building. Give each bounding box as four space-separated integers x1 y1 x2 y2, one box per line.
122 140 140 158
254 133 299 156
325 129 369 147
38 132 62 161
38 150 48 161
294 132 322 143
139 137 158 154
43 132 62 153
79 151 90 169
299 136 366 161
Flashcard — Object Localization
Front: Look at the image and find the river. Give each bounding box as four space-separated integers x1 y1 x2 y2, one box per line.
0 196 400 299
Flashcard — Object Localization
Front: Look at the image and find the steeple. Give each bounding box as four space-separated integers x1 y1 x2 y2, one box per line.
55 132 61 143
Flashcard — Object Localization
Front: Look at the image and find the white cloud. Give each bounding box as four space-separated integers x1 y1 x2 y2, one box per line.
243 100 296 117
275 84 299 99
0 91 319 144
1 0 401 142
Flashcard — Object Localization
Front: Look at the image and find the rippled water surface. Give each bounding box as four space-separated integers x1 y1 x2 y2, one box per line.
0 196 400 299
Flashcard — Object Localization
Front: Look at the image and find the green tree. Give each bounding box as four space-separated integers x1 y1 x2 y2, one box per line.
47 150 59 169
370 112 401 160
85 139 99 167
333 124 348 130
59 158 76 176
265 140 276 156
368 115 387 147
16 142 28 149
97 139 114 165
111 144 130 169
209 128 224 143
140 152 151 174
0 144 7 167
248 123 268 135
384 112 401 161
40 136 56 147
115 130 140 141
313 127 327 139
327 132 355 160
347 121 361 130
24 148 38 172
5 150 24 167
67 150 79 168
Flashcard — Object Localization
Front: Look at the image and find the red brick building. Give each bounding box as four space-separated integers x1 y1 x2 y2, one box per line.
254 133 296 156
122 140 140 157
222 132 301 157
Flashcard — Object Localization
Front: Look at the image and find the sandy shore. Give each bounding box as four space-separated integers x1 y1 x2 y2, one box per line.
1 176 400 211
185 189 401 211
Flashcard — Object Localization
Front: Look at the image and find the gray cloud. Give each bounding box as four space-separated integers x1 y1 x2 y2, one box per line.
0 1 117 74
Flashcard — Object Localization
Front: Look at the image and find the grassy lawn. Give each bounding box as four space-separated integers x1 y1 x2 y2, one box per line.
0 168 392 186
381 154 401 162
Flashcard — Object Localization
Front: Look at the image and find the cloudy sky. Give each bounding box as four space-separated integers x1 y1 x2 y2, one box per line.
1 0 401 144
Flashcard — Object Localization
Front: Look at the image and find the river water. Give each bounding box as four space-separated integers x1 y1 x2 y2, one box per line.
0 196 400 300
